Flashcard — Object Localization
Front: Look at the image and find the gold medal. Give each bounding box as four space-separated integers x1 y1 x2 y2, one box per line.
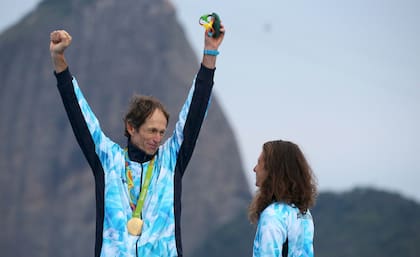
124 154 155 237
127 217 143 236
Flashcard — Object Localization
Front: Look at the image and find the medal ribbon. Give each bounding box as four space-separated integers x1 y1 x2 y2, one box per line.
124 149 155 219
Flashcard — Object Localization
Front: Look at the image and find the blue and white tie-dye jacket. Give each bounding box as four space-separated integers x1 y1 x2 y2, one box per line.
253 203 314 257
55 64 215 257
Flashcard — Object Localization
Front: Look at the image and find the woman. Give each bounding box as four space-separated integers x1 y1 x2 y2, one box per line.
249 140 317 257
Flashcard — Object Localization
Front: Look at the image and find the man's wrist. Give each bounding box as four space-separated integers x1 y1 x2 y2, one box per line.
203 49 219 56
51 53 68 73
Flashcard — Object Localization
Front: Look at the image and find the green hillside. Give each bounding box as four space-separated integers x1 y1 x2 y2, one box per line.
313 187 420 257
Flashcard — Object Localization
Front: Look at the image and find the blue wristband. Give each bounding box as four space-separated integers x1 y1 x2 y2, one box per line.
203 49 219 56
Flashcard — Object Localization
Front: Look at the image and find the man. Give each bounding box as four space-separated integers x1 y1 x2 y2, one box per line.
50 22 225 256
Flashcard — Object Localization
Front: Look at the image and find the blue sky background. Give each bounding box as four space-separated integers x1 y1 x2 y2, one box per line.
1 0 419 202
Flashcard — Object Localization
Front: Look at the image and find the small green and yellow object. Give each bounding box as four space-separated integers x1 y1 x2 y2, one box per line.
199 12 221 38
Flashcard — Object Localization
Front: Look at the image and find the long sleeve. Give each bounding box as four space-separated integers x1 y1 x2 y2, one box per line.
55 67 106 256
170 64 215 177
253 205 287 257
55 68 104 177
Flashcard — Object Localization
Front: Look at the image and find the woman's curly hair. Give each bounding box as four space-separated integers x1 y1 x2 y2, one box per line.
248 140 317 224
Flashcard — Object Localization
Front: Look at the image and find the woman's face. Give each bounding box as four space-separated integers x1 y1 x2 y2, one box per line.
253 151 268 187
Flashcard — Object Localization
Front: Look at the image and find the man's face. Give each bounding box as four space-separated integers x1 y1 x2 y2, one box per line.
253 151 268 187
127 109 167 155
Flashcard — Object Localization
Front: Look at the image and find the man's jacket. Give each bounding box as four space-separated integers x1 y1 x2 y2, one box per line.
55 64 215 256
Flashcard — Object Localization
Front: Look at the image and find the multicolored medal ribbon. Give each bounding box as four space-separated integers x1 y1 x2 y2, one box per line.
124 149 155 236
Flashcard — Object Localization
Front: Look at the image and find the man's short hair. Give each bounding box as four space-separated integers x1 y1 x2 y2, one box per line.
123 95 170 137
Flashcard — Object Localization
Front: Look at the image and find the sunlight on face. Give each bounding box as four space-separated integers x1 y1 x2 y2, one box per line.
128 109 167 155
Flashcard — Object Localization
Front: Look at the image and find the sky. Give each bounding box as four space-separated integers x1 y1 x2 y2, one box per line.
1 0 419 202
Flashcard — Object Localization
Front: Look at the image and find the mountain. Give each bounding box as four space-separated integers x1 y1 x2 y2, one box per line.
313 187 420 257
193 187 420 257
0 0 251 256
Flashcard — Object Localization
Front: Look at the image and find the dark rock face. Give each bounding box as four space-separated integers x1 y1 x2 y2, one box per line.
0 0 251 256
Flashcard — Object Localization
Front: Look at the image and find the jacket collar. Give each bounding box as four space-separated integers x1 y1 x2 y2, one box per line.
127 139 155 163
